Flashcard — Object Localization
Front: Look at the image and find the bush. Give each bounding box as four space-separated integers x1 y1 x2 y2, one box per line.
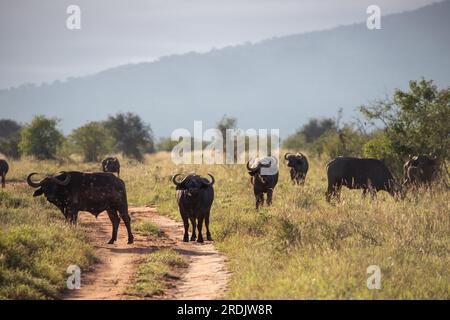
105 112 155 161
19 116 64 160
69 122 113 162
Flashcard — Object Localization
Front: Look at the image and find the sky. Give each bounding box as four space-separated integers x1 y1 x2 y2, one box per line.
0 0 441 89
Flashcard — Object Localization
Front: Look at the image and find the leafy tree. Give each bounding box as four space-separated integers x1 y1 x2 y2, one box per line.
0 119 21 139
216 115 237 140
0 119 22 159
19 116 64 159
300 118 336 143
282 117 337 150
156 137 179 152
360 79 450 174
69 122 113 162
105 112 154 161
282 132 306 150
310 124 367 159
216 115 238 160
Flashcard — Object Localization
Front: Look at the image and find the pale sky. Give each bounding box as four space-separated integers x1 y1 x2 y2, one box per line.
0 0 441 89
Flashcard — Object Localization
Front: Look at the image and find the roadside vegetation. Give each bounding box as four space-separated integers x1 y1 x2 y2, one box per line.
127 249 188 297
0 185 96 299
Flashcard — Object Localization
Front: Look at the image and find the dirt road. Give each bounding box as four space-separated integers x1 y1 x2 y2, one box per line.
63 206 230 300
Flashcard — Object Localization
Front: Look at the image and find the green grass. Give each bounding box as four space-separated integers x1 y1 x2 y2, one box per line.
126 249 188 297
0 186 97 299
135 221 161 237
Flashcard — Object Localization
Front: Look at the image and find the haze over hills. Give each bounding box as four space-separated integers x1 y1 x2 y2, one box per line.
0 0 449 138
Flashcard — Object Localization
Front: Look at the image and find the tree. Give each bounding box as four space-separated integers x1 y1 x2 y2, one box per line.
19 116 64 159
282 117 337 150
105 112 154 161
310 124 367 159
360 79 450 175
69 122 113 162
300 118 336 143
216 115 238 161
0 119 22 159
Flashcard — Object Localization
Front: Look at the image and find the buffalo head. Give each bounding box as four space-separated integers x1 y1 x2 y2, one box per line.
172 173 215 197
27 172 71 204
284 152 306 168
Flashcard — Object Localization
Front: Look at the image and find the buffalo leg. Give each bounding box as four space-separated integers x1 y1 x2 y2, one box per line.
205 211 213 241
326 183 340 202
290 170 296 185
118 207 134 244
266 189 274 206
255 193 264 209
1 173 4 188
197 215 204 243
181 213 189 242
63 208 70 221
70 210 79 224
189 215 197 241
107 210 120 244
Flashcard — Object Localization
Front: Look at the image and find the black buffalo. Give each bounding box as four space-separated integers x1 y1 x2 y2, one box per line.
172 173 215 243
27 171 134 244
284 152 309 185
0 159 8 188
102 157 121 177
247 157 279 209
325 157 400 202
403 154 439 187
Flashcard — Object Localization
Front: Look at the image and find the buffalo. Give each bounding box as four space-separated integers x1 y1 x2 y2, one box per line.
27 171 134 244
172 173 215 243
284 152 309 185
247 156 279 209
102 157 121 177
325 157 400 202
403 154 439 187
0 159 8 188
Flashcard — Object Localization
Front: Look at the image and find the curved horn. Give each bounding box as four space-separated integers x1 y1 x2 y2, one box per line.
172 174 182 186
284 153 292 160
51 172 71 186
297 152 304 158
27 173 44 188
172 173 189 186
203 173 215 186
247 160 257 172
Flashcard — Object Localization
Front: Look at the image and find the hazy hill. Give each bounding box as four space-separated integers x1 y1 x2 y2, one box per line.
0 1 449 137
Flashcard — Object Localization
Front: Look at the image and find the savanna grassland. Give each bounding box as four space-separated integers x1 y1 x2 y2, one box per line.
1 152 449 299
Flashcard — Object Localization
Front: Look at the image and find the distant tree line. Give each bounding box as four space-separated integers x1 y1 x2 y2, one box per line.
0 112 155 162
283 79 450 177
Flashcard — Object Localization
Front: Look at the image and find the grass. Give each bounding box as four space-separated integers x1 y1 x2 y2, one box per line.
0 185 97 299
126 249 188 297
123 152 449 299
135 221 161 237
2 153 449 299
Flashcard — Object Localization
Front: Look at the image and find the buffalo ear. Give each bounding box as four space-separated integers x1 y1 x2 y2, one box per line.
33 188 44 197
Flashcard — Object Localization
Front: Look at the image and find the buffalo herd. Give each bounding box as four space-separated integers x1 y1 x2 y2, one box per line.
0 153 442 243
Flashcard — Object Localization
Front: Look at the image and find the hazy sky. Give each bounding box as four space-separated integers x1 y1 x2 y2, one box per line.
0 0 441 89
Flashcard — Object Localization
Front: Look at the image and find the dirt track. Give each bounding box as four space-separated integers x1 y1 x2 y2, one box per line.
63 206 230 300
